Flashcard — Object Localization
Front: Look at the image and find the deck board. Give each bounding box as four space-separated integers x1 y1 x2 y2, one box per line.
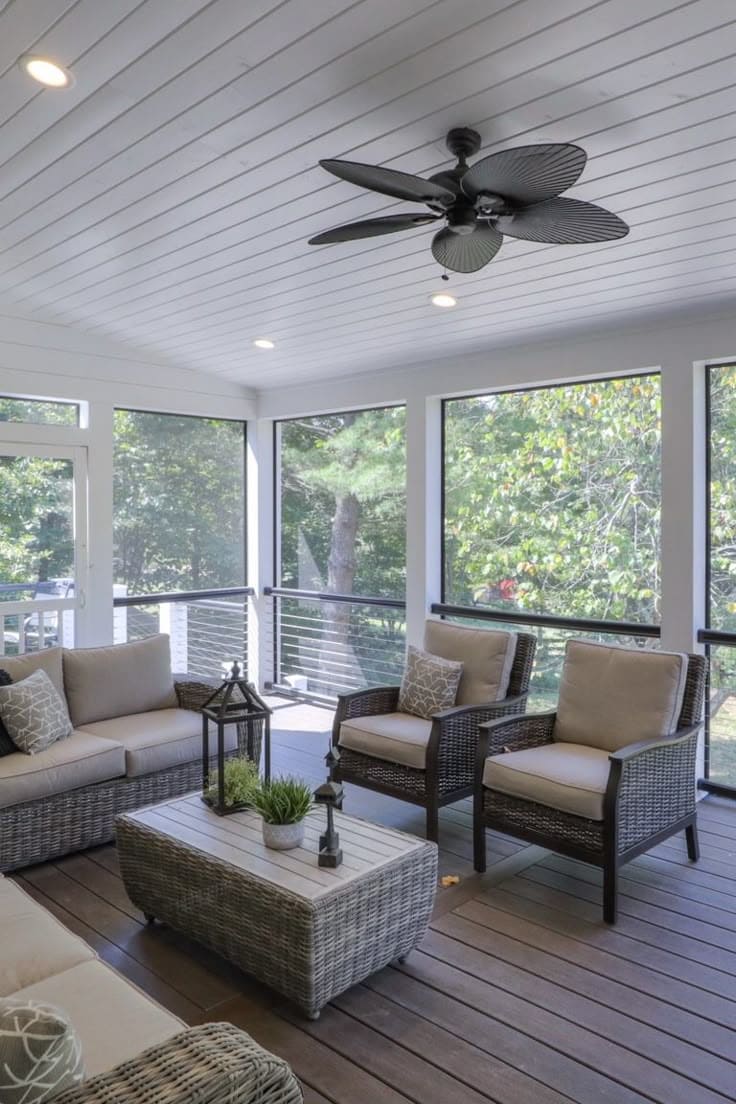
9 699 736 1104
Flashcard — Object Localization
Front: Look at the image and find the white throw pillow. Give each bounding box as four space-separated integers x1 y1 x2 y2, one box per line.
0 998 84 1102
0 668 72 754
398 645 463 719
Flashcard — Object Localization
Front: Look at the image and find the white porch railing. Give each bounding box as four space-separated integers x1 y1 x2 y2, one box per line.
0 598 76 655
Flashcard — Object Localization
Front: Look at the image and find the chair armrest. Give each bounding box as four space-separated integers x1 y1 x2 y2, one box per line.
174 674 222 712
609 723 702 762
608 725 701 853
432 692 529 724
54 1023 303 1104
332 685 401 742
479 710 557 756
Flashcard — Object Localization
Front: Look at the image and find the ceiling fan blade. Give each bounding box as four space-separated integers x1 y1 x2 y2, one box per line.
461 143 587 205
431 223 503 273
308 213 440 245
319 159 455 205
497 197 629 243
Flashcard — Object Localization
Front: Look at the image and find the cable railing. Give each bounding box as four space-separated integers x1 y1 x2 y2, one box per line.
266 587 406 700
113 586 253 679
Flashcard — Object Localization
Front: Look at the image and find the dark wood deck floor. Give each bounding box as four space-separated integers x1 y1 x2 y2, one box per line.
12 699 736 1104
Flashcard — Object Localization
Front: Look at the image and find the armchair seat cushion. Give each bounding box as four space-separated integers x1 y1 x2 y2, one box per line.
78 709 237 778
338 712 432 770
483 742 611 821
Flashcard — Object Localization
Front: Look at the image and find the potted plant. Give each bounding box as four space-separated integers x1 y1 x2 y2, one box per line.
252 776 313 850
204 758 260 813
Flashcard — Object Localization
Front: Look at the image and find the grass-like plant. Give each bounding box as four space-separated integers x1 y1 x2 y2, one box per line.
252 776 313 825
205 758 260 809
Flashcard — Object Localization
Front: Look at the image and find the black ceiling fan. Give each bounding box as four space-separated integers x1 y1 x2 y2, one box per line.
308 127 628 273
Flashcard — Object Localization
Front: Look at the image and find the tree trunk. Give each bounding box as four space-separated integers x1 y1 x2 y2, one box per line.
320 490 360 691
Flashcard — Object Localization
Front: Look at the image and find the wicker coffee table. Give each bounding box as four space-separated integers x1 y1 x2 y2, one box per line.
116 794 437 1018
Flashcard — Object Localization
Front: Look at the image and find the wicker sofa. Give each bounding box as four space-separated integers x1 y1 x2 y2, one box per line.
1 873 301 1103
0 635 251 872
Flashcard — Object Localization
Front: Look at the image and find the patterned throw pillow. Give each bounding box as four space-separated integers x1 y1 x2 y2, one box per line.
398 645 463 719
0 669 16 756
0 999 84 1103
0 668 72 754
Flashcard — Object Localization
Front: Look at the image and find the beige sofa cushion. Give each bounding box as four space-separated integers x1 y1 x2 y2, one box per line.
79 709 237 778
554 639 689 752
10 960 182 1078
423 618 516 705
0 730 125 809
63 635 178 727
0 648 64 698
0 879 95 996
339 712 432 770
484 743 611 821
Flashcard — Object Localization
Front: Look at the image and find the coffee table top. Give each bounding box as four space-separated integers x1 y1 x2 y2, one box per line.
122 793 433 901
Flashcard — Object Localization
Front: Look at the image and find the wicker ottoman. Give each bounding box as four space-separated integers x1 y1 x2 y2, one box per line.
116 794 437 1019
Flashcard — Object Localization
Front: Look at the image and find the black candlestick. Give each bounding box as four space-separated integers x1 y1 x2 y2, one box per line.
314 777 343 868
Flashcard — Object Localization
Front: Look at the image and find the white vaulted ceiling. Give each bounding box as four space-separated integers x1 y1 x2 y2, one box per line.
0 0 735 390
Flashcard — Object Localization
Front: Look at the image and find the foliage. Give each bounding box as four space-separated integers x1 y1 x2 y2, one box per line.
0 398 77 426
252 775 313 824
0 456 74 589
710 364 736 630
279 408 406 599
443 376 661 623
205 758 260 809
113 410 245 594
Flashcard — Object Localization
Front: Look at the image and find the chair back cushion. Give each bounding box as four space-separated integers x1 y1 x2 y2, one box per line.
423 618 516 705
63 634 178 728
0 647 64 698
554 639 689 752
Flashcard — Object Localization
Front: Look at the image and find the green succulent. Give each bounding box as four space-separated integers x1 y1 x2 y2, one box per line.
252 776 313 825
206 758 260 809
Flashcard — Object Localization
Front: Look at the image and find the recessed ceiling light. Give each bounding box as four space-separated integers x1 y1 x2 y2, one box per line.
20 56 74 88
253 338 275 349
431 292 457 308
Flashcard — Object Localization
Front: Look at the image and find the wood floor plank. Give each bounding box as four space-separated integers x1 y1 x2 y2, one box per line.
432 914 736 1104
477 881 736 1008
333 982 571 1104
415 932 732 1104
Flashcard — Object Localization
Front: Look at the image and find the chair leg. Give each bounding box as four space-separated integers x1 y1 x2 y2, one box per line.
686 820 700 862
603 861 618 924
425 799 439 844
473 793 487 874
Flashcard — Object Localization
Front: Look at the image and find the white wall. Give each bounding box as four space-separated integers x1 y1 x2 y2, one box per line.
0 316 255 647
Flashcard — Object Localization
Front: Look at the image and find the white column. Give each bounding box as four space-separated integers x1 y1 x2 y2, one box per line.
659 359 706 653
405 395 442 648
247 418 275 690
660 358 706 781
84 401 115 646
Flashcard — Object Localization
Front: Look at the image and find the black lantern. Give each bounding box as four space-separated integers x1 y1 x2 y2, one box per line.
201 660 272 816
314 746 344 867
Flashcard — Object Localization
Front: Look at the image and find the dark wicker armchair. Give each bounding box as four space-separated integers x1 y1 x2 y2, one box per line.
473 641 705 923
332 620 536 841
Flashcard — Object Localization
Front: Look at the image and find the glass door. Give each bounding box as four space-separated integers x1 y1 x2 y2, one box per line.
0 443 87 655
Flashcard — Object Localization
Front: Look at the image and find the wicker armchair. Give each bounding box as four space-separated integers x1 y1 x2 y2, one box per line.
473 643 705 923
55 1023 302 1104
333 621 536 841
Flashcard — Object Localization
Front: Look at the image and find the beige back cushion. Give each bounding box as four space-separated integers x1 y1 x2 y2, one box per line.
423 619 517 705
63 634 178 727
554 639 689 752
0 648 64 698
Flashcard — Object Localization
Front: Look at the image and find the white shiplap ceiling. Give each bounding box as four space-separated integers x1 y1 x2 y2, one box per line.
0 0 735 391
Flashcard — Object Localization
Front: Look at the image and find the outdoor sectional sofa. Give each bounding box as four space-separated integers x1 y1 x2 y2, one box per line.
0 634 245 872
0 873 301 1103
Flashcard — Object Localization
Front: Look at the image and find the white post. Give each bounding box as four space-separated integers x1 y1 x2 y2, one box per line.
247 419 275 691
405 395 442 648
159 602 188 672
112 584 128 644
660 358 706 779
85 401 115 646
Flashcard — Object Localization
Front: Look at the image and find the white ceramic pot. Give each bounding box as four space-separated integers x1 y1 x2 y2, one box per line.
262 819 305 850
